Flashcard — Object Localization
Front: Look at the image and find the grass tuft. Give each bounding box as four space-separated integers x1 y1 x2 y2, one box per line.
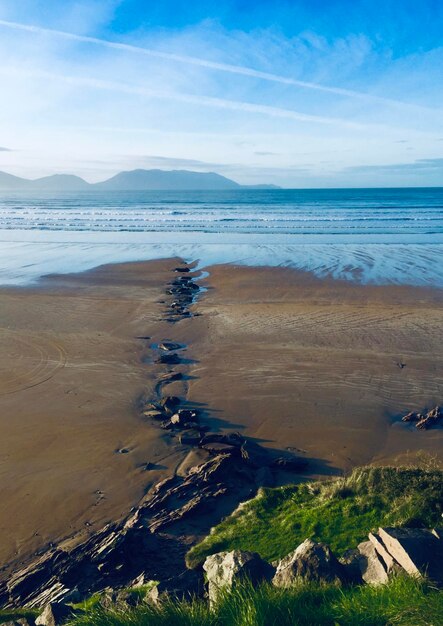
67 576 443 626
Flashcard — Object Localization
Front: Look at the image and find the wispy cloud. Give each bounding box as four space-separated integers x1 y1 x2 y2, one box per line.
135 155 222 169
0 18 436 114
346 157 443 174
0 146 12 151
0 66 369 129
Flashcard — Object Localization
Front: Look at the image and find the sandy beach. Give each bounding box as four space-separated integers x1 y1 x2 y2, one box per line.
0 259 442 573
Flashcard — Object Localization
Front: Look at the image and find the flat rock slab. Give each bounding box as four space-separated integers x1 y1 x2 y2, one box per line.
368 532 397 571
378 527 443 583
357 541 389 585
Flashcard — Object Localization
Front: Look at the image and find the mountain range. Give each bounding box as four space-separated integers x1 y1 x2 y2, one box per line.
0 169 279 191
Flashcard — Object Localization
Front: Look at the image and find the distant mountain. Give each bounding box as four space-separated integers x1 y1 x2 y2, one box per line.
0 171 29 189
31 174 90 191
0 169 279 191
95 169 241 191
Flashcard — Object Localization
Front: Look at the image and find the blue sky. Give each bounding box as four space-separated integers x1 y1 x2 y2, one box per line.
0 0 442 187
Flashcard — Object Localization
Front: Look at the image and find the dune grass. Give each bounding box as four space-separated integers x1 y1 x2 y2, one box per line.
186 465 443 568
68 576 443 626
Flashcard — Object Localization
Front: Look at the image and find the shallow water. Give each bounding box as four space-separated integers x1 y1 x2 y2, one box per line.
0 188 442 286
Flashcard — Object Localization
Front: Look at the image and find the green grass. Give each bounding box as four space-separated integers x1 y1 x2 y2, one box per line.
68 576 443 626
186 465 443 568
0 608 38 624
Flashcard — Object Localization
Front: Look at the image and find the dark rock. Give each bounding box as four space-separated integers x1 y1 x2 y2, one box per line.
201 442 238 456
273 540 345 587
174 267 190 273
271 456 307 471
159 342 183 351
177 409 199 421
203 550 274 605
338 549 364 583
157 353 181 365
159 396 181 415
158 372 183 383
179 430 202 446
153 569 204 602
200 432 244 447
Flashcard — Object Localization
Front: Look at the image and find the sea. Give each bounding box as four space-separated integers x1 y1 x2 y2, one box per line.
0 187 442 287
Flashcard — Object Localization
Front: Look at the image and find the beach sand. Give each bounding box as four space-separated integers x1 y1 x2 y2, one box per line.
0 260 442 571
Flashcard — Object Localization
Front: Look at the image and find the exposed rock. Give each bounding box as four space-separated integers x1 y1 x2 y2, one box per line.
357 541 389 585
157 353 181 365
177 408 199 421
142 410 165 420
378 527 443 583
203 550 274 605
273 540 344 587
200 432 244 447
179 430 202 445
2 619 34 626
338 549 364 583
159 396 181 415
158 372 183 383
159 342 182 351
368 532 398 571
174 267 190 273
271 456 308 471
402 411 420 422
35 603 73 626
201 442 238 456
170 413 187 427
401 405 442 429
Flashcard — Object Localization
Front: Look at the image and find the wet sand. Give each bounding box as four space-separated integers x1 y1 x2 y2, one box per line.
0 260 442 572
0 259 188 570
178 265 443 475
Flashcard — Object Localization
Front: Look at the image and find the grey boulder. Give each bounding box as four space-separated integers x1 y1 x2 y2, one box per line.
273 539 344 587
203 550 274 605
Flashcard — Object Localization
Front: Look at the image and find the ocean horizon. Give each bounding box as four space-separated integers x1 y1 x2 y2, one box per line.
1 187 442 286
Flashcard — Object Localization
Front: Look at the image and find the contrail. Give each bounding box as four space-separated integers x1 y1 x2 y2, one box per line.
0 18 433 112
0 66 367 129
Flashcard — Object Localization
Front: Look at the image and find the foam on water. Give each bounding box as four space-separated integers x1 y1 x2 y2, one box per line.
0 188 442 287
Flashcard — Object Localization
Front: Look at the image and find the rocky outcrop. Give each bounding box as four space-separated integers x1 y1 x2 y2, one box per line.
401 405 442 429
377 527 443 584
272 539 344 587
203 550 274 605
